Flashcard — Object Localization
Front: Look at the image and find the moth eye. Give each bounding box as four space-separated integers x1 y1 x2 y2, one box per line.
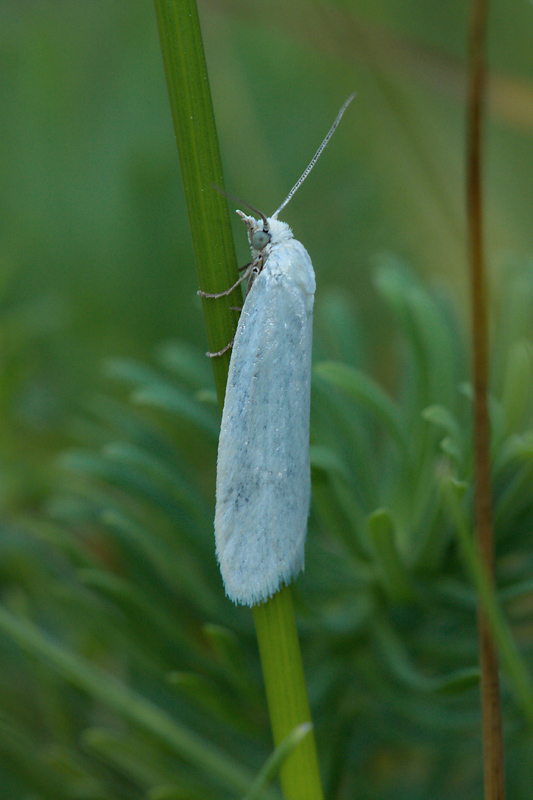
251 229 270 251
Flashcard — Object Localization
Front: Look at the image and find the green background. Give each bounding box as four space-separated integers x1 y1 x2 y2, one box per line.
1 1 533 798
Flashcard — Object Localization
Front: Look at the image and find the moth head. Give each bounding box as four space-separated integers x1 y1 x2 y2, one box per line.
236 209 271 253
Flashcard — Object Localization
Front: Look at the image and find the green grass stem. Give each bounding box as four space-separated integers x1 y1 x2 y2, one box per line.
254 587 324 800
153 0 240 408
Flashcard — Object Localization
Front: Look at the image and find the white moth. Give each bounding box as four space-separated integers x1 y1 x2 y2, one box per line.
201 96 354 606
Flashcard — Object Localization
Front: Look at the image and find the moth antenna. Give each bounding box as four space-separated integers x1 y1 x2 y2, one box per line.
272 93 355 220
238 200 268 228
212 184 268 227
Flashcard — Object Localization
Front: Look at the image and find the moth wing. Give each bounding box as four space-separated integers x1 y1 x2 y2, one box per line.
215 244 314 605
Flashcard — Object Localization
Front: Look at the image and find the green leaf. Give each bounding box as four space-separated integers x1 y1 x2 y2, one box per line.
58 450 198 526
309 445 351 482
102 440 209 523
366 509 414 602
500 340 533 433
156 340 213 389
243 723 312 800
104 358 166 388
314 361 407 452
422 405 463 449
132 383 219 438
374 620 479 694
374 257 460 408
314 288 363 366
0 605 275 799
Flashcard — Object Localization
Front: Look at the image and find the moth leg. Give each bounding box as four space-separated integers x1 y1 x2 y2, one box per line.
197 268 249 299
200 255 259 356
229 306 242 313
206 336 235 358
243 258 265 298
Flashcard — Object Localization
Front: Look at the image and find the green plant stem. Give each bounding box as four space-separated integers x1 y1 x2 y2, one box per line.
466 0 505 798
153 0 240 409
254 587 324 800
153 2 324 797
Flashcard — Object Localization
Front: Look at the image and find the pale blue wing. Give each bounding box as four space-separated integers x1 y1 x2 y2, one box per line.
215 239 314 605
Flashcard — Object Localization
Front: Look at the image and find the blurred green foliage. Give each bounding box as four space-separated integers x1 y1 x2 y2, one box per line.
1 1 533 798
2 256 533 798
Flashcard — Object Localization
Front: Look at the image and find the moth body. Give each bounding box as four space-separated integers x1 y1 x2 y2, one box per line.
215 214 315 606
